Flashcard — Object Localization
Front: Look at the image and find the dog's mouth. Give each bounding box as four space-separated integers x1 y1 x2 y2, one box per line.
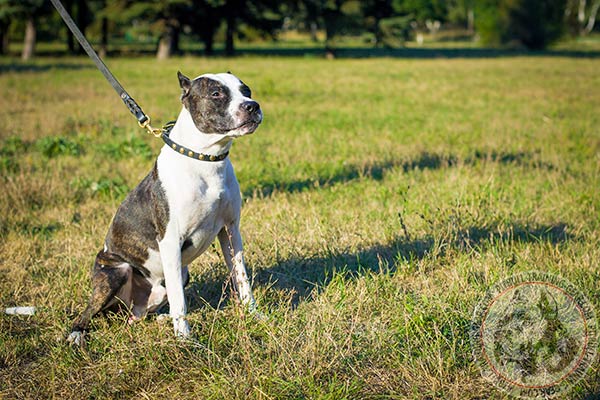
239 120 259 131
231 116 262 134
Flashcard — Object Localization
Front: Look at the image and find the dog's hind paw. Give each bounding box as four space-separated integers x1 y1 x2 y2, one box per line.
155 313 170 323
245 300 267 321
66 330 85 347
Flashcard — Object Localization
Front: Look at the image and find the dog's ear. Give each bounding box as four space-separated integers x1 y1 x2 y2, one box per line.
177 71 192 99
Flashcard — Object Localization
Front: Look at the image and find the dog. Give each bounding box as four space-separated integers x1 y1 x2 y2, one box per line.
67 71 262 345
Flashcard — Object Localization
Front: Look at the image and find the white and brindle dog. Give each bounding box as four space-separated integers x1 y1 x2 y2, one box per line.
67 71 262 345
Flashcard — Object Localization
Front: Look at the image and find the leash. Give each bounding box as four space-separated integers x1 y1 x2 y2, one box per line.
49 0 228 162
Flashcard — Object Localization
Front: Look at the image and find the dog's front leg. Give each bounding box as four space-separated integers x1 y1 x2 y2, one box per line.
158 237 190 338
218 223 256 312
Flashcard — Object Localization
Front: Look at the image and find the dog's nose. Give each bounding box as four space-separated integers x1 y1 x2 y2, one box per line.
241 101 260 114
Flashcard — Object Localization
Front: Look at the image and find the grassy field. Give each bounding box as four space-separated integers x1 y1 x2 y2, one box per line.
0 53 599 399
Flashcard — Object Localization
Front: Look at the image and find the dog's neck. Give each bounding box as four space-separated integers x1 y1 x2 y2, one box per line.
162 107 234 159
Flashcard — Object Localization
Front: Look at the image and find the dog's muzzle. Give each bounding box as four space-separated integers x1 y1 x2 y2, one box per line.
236 101 262 134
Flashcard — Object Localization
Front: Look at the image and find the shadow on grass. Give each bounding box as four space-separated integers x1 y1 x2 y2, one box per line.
233 46 600 59
4 46 600 65
188 221 574 310
242 149 555 198
257 222 572 306
0 63 93 74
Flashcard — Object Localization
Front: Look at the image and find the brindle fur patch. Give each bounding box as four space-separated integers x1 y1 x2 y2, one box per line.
179 73 236 134
105 163 168 268
71 251 131 332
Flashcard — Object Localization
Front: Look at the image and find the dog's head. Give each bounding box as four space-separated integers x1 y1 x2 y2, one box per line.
177 71 262 136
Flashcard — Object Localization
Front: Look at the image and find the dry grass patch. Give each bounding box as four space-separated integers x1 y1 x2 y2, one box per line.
1 55 599 399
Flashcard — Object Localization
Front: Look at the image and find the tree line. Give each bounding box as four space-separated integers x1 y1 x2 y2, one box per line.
1 0 599 60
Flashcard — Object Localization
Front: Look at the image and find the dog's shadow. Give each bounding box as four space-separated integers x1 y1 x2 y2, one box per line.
184 149 565 310
241 148 555 199
185 221 574 311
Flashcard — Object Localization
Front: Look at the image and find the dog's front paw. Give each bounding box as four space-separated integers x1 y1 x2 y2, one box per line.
251 309 268 322
66 330 85 347
173 317 190 338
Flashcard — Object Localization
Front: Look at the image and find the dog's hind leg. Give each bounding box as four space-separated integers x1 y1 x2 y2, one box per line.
67 251 132 346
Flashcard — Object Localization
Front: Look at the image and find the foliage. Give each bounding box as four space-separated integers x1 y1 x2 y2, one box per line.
0 136 27 172
476 0 567 49
0 0 46 18
0 0 593 55
394 0 449 22
98 135 153 160
35 136 83 158
379 15 413 47
106 0 190 28
446 0 475 27
70 176 130 200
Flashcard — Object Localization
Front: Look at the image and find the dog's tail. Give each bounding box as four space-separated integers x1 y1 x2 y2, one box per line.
4 306 36 316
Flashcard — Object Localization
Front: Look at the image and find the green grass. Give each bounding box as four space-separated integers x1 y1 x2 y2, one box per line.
0 53 599 399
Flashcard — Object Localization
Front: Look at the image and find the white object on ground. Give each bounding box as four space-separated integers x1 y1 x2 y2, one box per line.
66 331 84 347
4 306 36 316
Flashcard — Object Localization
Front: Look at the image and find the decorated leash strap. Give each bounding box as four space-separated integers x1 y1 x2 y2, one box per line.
48 0 162 135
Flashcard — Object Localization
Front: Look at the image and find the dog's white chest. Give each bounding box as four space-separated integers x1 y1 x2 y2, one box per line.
177 190 226 264
157 155 240 267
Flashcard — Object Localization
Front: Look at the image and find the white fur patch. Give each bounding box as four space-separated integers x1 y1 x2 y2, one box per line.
144 248 164 284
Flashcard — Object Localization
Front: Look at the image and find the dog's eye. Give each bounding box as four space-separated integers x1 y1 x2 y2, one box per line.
211 91 221 98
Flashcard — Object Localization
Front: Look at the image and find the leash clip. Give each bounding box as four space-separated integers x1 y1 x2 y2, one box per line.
139 117 163 138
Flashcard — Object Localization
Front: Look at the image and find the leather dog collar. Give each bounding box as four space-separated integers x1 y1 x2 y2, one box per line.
161 121 229 162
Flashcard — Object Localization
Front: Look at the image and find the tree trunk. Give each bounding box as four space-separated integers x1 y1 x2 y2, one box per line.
324 16 334 48
157 24 174 59
76 0 90 54
99 16 108 58
203 29 215 55
199 8 217 56
157 37 172 59
22 16 36 60
65 0 75 53
578 0 587 27
172 26 180 54
309 21 318 42
325 21 336 59
584 0 600 33
323 11 338 57
323 1 343 57
467 8 474 32
67 32 75 54
374 17 382 47
225 7 236 56
0 20 9 55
